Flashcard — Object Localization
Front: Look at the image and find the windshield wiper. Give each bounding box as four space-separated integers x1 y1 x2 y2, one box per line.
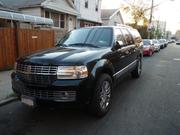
56 43 68 47
84 43 100 48
68 43 99 48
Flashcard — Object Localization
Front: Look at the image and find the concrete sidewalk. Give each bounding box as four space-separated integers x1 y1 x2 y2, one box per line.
0 70 14 101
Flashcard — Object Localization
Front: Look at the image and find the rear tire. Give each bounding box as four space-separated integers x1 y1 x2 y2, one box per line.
131 58 142 78
89 73 113 117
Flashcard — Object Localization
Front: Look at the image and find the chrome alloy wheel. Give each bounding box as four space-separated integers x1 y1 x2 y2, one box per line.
99 80 111 110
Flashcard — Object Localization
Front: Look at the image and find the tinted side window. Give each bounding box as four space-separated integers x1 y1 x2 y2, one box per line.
130 29 142 44
114 28 126 45
121 28 134 45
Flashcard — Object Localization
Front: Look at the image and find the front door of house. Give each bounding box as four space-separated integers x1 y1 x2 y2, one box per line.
68 17 74 31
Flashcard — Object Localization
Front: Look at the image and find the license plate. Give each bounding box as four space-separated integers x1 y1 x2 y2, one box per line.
21 96 35 107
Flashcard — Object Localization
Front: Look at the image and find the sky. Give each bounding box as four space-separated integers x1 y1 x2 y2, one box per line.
101 0 180 34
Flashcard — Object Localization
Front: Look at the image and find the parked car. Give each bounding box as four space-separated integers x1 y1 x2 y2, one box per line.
143 39 154 56
158 39 165 49
152 39 161 52
172 39 176 43
11 26 143 117
176 40 180 45
159 39 167 48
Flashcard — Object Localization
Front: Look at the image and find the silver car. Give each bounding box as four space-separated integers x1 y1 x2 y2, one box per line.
152 39 161 52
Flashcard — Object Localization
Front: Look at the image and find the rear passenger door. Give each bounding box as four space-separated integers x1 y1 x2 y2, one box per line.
120 28 136 66
113 28 131 76
129 29 143 61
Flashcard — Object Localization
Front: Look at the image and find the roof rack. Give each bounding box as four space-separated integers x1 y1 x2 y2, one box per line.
116 24 133 28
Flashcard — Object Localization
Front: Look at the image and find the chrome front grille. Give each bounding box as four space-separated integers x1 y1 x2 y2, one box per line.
17 64 58 75
18 73 56 85
16 63 57 85
22 89 76 102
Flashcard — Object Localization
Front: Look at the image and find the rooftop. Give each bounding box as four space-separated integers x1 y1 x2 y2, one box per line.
0 0 45 10
101 9 118 20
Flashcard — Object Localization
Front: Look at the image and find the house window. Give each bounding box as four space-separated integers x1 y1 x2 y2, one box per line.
45 11 50 18
85 0 88 8
60 14 65 28
95 0 99 11
51 12 59 27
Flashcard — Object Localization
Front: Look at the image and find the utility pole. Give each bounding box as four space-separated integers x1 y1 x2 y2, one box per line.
147 0 175 39
148 0 154 39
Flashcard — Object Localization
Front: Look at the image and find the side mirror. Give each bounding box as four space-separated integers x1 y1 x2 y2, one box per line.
114 41 123 50
116 41 123 46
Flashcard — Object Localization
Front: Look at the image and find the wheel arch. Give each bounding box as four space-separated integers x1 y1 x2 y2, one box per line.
91 59 115 82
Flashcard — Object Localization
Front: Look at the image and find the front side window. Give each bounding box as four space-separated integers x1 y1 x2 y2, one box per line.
58 28 113 48
114 28 126 45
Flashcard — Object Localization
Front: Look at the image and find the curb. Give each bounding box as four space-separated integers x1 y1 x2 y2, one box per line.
0 97 18 107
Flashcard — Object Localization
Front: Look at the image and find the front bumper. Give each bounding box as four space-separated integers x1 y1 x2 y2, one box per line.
154 46 160 51
11 72 95 103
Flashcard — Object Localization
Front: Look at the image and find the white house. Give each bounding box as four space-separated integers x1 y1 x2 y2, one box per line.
72 0 102 27
101 9 124 26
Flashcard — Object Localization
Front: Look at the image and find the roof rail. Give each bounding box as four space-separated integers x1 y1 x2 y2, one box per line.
116 24 133 29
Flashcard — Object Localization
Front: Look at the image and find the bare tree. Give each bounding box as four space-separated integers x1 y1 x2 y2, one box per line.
122 0 158 26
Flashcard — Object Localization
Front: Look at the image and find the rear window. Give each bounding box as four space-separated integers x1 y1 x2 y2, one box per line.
153 40 158 44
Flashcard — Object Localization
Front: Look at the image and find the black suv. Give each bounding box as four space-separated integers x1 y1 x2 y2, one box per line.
12 26 143 117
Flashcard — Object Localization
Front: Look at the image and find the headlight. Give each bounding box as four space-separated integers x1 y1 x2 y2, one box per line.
57 66 88 79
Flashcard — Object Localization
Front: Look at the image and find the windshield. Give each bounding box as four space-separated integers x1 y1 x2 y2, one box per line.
143 40 151 45
159 40 164 43
57 28 113 48
153 40 158 44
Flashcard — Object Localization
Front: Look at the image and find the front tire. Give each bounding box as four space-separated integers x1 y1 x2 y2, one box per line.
131 58 142 78
89 74 113 117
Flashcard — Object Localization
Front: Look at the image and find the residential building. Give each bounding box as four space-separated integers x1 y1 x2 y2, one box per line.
175 30 180 40
72 0 102 27
101 9 124 26
1 0 79 40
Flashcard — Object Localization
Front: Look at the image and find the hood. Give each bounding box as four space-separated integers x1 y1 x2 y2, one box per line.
18 47 110 65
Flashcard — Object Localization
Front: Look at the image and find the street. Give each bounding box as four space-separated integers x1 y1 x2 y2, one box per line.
0 44 180 135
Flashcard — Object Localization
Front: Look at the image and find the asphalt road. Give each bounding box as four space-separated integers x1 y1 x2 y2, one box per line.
0 44 180 135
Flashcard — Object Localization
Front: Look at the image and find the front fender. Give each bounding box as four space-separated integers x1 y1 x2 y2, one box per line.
90 59 115 80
